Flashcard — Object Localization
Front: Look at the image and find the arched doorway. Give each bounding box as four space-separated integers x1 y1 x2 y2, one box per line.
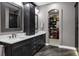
48 9 63 46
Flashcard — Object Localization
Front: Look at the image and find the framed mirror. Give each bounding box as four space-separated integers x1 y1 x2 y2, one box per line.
0 2 22 32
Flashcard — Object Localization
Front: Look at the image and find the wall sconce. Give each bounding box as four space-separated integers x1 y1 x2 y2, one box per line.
26 3 30 7
35 7 39 14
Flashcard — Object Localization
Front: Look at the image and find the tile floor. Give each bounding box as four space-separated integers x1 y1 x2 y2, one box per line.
49 39 59 46
35 45 78 56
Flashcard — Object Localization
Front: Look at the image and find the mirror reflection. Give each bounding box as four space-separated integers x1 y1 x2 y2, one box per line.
5 5 21 29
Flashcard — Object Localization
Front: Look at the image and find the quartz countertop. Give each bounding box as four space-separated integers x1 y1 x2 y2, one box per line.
0 31 46 44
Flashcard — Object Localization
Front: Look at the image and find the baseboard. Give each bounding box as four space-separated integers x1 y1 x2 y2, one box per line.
46 43 76 50
45 43 49 46
58 45 76 50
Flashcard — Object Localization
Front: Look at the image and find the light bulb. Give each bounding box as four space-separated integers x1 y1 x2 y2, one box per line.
26 3 29 7
35 7 39 14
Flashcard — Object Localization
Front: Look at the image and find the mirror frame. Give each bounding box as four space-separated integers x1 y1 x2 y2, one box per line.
1 2 22 32
35 14 38 32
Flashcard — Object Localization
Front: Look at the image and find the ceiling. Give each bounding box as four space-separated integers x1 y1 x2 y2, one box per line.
14 2 52 6
34 2 52 6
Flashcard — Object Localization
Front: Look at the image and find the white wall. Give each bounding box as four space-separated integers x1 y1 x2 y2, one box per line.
38 2 75 47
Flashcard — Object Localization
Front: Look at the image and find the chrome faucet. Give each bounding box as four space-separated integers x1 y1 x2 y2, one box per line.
9 34 16 39
12 34 16 38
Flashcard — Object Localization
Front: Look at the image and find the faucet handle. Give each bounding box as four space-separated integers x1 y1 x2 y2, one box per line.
12 33 16 38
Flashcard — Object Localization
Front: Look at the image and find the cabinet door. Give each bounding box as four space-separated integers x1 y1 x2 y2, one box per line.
30 3 35 35
31 37 38 55
74 2 78 50
40 34 46 48
23 3 30 33
31 34 46 55
42 34 46 45
23 3 35 35
12 40 32 56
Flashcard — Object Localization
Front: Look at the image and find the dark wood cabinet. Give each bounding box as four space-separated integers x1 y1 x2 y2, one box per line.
31 34 46 55
74 2 78 50
0 34 46 56
12 40 32 56
23 2 36 35
4 39 32 56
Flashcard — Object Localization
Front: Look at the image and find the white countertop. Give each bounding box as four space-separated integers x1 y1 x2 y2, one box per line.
0 31 46 44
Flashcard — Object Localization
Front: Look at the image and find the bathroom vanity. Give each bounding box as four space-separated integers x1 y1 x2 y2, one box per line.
0 31 46 56
0 2 46 56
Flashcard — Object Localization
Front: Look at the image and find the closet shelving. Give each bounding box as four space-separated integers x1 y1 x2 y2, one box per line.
48 14 59 39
